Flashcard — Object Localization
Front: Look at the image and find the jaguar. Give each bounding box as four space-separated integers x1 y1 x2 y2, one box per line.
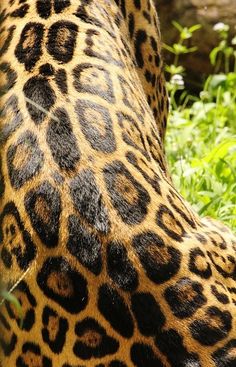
0 0 235 366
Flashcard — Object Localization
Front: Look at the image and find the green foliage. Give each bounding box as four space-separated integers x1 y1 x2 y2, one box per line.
210 22 236 73
0 287 23 328
165 22 236 231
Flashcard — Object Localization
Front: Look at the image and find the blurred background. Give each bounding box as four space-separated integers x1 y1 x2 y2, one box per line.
153 0 236 231
155 0 236 88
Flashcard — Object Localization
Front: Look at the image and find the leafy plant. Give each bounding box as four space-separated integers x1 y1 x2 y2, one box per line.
210 22 236 73
163 21 201 109
165 22 236 231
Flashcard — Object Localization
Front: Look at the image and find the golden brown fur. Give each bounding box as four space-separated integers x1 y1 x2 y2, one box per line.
0 1 235 366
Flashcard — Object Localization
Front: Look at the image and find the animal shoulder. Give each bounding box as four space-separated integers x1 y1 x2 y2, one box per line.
0 1 235 367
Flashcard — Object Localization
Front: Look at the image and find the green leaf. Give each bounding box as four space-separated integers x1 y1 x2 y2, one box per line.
209 74 227 89
1 290 24 328
210 46 222 65
165 64 185 75
172 21 183 32
173 44 189 55
224 47 234 57
202 139 236 163
163 43 175 54
189 24 202 33
180 28 192 40
232 36 236 45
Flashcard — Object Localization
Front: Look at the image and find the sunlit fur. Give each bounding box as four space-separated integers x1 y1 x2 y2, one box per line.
0 1 235 366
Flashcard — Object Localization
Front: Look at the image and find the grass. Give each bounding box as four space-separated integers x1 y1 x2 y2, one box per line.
165 22 236 231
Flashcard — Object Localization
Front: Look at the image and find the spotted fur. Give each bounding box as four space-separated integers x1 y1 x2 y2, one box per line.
0 1 235 366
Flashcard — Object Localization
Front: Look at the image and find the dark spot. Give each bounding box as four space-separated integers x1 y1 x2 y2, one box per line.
0 95 23 145
189 247 212 279
143 10 151 24
39 63 54 76
67 215 102 275
0 318 17 357
117 112 150 160
10 4 29 17
73 317 119 359
211 284 229 304
190 306 232 346
109 362 127 367
47 21 78 63
118 0 126 18
128 13 135 38
156 205 185 242
207 249 236 280
134 0 141 9
145 70 152 83
36 0 51 19
107 241 138 291
167 193 196 228
7 130 44 189
117 75 144 122
164 277 207 319
0 156 5 198
42 306 69 353
135 30 147 68
24 181 61 248
74 3 103 29
47 107 80 170
133 231 181 284
73 63 115 103
37 257 88 314
0 25 16 58
75 99 116 153
6 281 36 331
0 202 36 271
155 329 201 367
104 160 150 225
195 233 207 244
212 339 236 367
131 343 164 367
126 151 161 195
55 68 68 94
16 342 52 367
85 28 124 67
70 169 110 234
15 22 44 71
131 292 165 336
0 62 17 96
54 0 71 13
98 284 134 338
23 76 56 125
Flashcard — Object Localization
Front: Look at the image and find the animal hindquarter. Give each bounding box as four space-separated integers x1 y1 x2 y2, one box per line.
0 1 235 367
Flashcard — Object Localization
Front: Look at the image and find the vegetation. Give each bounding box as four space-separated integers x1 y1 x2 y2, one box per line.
165 22 236 231
0 286 23 327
